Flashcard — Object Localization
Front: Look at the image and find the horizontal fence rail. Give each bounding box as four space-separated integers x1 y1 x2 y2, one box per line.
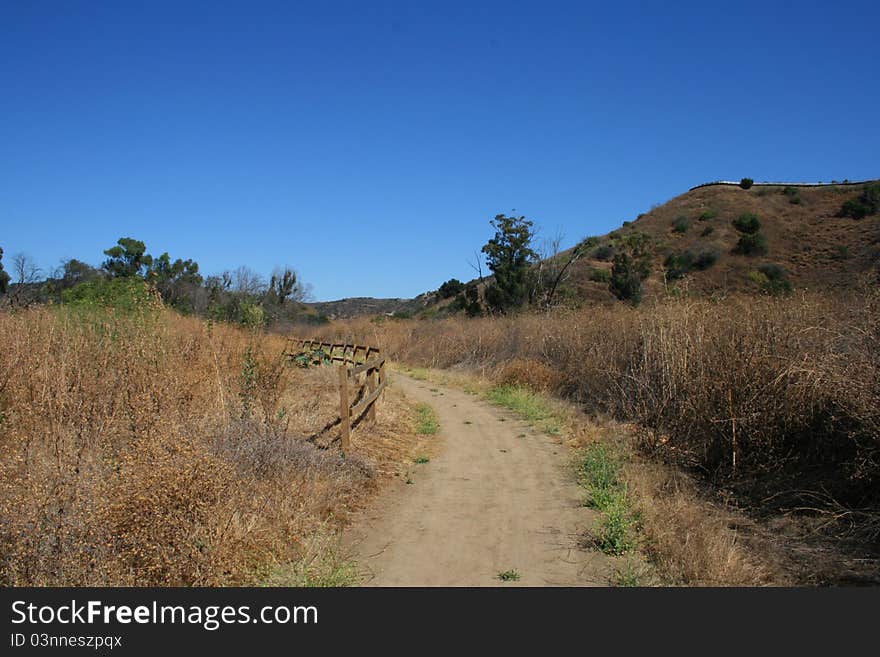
287 338 387 450
289 339 381 366
689 178 878 191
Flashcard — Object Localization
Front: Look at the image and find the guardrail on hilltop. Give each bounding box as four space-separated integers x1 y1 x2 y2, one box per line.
287 339 387 451
689 178 878 191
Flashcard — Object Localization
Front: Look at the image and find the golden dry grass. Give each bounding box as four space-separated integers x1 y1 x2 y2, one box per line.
0 305 420 586
319 288 880 584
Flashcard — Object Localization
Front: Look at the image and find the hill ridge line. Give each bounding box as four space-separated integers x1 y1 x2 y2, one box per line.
689 178 878 191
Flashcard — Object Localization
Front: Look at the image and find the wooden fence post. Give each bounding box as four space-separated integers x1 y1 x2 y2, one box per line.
367 365 378 423
339 364 351 451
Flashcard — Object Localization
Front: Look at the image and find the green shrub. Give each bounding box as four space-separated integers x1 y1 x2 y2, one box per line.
693 249 719 270
739 178 754 189
752 263 793 295
664 252 694 280
839 183 880 219
61 278 160 313
672 216 691 234
588 267 612 283
700 225 715 237
610 252 650 303
592 244 615 261
732 213 761 234
698 209 717 221
733 232 768 256
437 278 465 299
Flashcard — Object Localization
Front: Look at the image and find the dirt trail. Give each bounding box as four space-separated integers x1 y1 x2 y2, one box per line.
344 373 613 586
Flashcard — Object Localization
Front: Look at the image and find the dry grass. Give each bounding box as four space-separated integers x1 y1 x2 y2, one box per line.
326 290 879 505
319 288 880 583
0 304 420 586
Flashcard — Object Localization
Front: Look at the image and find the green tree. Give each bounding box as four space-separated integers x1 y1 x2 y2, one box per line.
147 252 203 310
102 237 153 278
481 214 538 312
267 268 303 305
452 283 482 316
61 259 102 288
438 278 465 299
0 247 10 294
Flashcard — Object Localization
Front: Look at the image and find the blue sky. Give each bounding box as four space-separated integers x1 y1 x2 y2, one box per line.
2 1 878 300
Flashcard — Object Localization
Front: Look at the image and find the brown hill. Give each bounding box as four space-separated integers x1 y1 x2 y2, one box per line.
557 180 880 304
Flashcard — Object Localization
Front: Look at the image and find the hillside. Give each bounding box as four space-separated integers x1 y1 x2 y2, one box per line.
306 295 428 319
557 180 880 303
302 180 880 320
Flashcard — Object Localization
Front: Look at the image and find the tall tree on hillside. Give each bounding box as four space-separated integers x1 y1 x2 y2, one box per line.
102 237 153 278
0 247 10 294
481 213 538 312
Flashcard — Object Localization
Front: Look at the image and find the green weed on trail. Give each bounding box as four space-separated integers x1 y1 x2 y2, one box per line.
579 443 640 556
415 404 439 435
486 385 562 435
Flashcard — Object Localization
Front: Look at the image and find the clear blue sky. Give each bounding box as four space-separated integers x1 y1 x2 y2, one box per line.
2 1 878 300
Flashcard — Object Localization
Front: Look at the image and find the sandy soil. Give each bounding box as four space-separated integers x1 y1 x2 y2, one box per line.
343 373 613 586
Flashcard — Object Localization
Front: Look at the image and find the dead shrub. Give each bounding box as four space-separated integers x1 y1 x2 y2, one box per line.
495 358 557 392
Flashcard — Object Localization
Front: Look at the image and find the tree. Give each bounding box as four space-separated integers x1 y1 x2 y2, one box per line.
536 234 598 308
11 253 41 285
267 267 307 305
103 237 153 278
232 266 266 296
61 259 102 287
148 252 203 310
438 278 465 299
0 247 10 294
481 213 538 312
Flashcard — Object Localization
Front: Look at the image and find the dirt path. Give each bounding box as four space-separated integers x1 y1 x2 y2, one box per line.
344 373 613 586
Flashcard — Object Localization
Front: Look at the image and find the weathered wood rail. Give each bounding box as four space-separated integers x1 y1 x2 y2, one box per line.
287 339 387 450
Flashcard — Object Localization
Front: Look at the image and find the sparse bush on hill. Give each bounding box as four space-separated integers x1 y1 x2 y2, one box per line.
588 267 612 283
732 212 761 234
700 225 715 237
731 213 768 256
609 234 652 303
592 244 615 261
733 232 769 256
750 263 792 295
739 178 754 189
782 186 802 205
664 249 719 280
698 209 717 221
664 252 694 280
693 249 719 270
672 216 691 234
839 183 880 219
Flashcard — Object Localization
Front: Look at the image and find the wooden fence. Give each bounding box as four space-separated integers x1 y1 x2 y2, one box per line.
287 339 387 450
